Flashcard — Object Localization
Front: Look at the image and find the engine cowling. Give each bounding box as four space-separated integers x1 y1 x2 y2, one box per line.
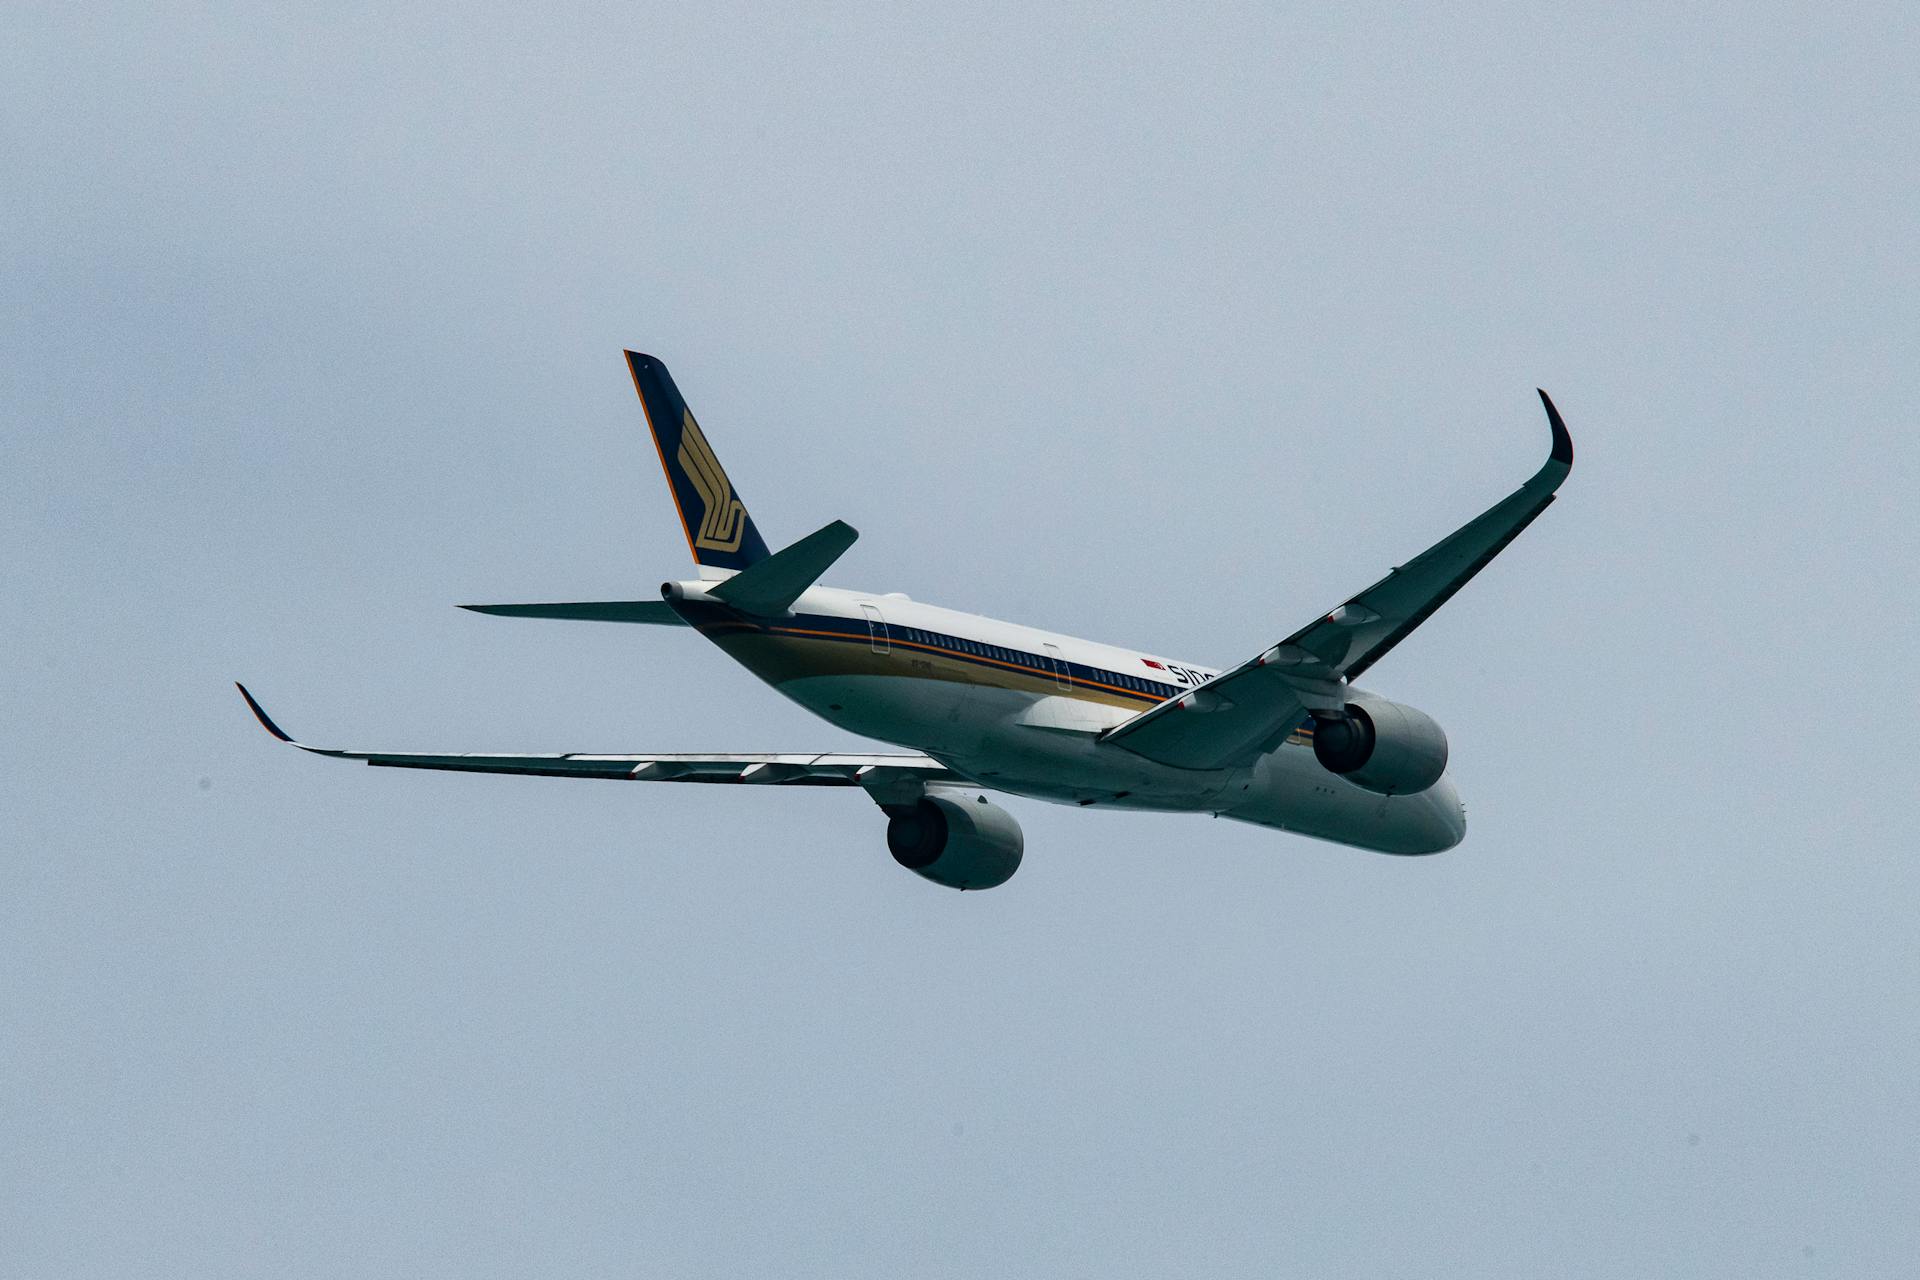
1311 695 1449 796
886 792 1024 890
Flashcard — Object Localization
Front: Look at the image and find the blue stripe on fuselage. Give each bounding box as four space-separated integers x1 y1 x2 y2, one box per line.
667 600 1179 704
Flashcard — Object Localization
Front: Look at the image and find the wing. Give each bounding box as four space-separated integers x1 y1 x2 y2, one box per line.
236 684 962 792
1271 390 1573 682
1105 392 1573 771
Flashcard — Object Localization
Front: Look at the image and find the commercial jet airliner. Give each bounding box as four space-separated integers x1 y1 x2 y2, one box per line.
239 352 1573 889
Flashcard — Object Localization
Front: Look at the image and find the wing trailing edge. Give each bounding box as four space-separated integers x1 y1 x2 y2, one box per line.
234 684 960 792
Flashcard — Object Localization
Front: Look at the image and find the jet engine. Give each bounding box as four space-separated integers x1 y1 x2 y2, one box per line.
886 792 1024 890
1311 695 1449 796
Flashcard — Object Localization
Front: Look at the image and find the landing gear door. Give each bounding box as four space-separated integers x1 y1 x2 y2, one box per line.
860 603 890 654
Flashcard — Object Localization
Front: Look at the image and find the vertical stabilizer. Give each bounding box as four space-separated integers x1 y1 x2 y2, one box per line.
625 351 771 576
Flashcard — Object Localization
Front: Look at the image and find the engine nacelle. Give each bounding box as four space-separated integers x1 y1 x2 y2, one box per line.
886 792 1024 890
1311 695 1449 796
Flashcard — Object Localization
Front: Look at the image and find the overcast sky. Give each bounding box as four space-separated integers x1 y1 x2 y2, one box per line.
5 3 1917 1276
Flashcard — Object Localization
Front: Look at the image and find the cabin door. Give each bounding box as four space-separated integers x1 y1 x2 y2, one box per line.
859 603 890 655
1042 642 1073 691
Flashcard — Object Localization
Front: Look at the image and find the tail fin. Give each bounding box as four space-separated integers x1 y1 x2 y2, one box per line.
625 351 771 576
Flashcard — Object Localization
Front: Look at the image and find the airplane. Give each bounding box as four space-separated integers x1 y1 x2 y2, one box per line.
238 351 1574 890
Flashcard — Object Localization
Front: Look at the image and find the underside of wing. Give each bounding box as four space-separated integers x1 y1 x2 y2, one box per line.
235 684 962 790
1269 391 1572 683
1105 392 1573 771
1100 669 1314 771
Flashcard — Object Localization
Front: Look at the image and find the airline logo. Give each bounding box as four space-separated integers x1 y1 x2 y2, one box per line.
1144 657 1213 687
677 409 748 553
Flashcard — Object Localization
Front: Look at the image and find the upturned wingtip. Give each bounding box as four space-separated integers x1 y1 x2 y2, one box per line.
235 682 294 743
1536 389 1573 467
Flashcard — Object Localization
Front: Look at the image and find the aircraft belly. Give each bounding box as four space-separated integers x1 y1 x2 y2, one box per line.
955 703 1239 808
698 621 1464 848
772 671 1225 807
775 674 988 755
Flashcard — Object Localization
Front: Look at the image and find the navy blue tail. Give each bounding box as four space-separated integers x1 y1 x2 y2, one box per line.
625 351 771 574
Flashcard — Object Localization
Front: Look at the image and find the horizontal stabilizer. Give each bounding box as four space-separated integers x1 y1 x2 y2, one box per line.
708 519 858 616
459 601 687 625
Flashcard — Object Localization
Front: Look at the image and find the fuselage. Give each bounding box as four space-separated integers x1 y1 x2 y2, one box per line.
666 580 1466 856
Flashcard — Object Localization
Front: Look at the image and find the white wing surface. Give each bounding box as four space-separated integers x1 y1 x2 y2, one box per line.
236 685 961 789
1105 392 1574 770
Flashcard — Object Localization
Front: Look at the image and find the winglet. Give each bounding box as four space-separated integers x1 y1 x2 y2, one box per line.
1537 389 1573 468
235 683 295 743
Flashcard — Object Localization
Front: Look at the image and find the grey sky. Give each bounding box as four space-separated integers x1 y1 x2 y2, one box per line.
4 2 1917 1275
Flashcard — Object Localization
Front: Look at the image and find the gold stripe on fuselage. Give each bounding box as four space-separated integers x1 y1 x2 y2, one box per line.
702 624 1154 711
700 619 1318 746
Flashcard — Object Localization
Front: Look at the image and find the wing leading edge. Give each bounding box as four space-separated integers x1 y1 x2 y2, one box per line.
235 684 962 789
1278 389 1572 682
1105 392 1573 770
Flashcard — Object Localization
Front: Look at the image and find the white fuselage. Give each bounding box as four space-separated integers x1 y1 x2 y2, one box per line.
668 581 1466 856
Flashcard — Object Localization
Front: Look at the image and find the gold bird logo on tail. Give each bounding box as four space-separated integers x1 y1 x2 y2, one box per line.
677 410 748 553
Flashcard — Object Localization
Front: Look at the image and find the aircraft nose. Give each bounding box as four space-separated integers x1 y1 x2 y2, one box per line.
1368 774 1466 855
1421 774 1467 852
